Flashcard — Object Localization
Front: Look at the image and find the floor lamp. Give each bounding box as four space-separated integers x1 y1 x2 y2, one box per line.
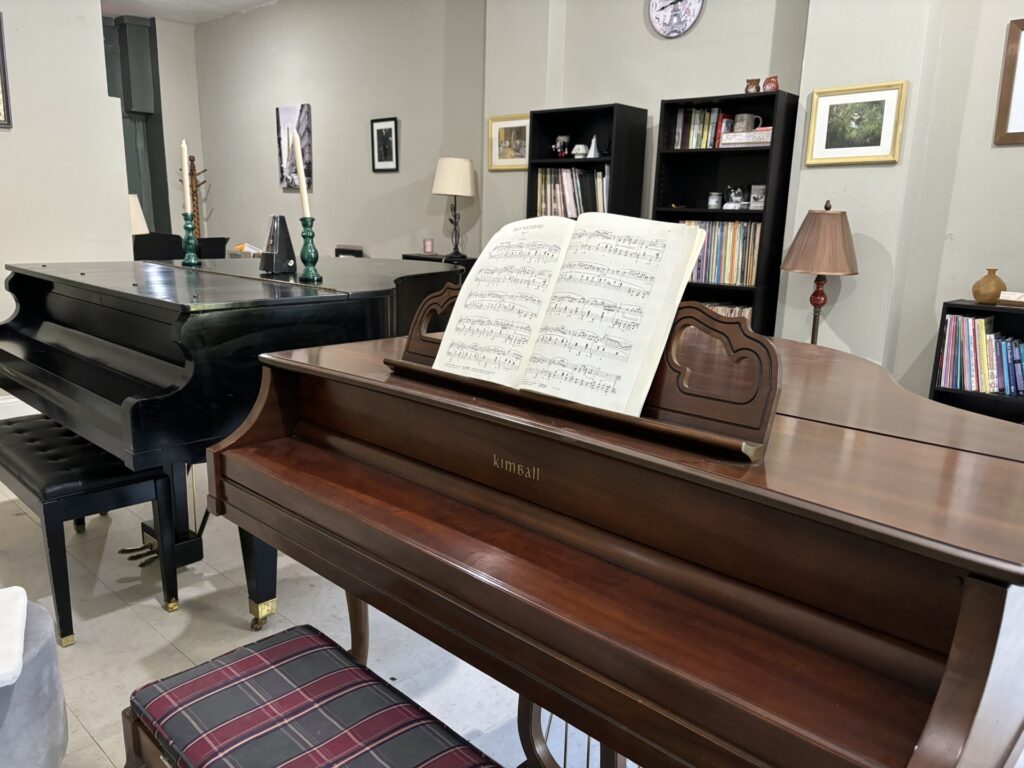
431 157 475 258
782 201 858 344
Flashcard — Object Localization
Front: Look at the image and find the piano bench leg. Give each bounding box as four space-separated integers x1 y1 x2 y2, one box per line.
72 517 86 533
41 514 75 646
239 528 278 631
516 697 627 768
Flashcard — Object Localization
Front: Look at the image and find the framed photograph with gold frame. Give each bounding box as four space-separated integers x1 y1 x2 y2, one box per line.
805 81 908 166
487 114 529 171
994 18 1024 146
0 14 12 129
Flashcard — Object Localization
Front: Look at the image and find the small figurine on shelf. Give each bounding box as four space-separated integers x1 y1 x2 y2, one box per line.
723 185 746 210
552 135 570 157
571 143 589 158
745 78 761 94
763 75 780 92
707 192 723 210
587 135 599 158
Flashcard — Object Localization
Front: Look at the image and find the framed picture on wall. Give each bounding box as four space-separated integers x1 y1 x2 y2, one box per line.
277 104 313 190
995 18 1024 146
370 117 398 172
0 14 12 129
488 114 529 171
805 81 908 166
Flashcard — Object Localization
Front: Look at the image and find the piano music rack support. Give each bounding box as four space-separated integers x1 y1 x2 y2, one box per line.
386 284 782 462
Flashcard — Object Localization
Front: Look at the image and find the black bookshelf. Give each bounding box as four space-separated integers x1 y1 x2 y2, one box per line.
526 103 647 218
651 91 798 335
928 299 1024 424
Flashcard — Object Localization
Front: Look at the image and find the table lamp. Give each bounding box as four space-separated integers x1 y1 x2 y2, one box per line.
781 200 858 344
431 157 475 258
128 194 149 235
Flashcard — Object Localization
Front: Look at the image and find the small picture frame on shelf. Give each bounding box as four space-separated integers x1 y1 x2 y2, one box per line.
995 18 1024 146
805 81 907 166
749 184 766 210
1 14 13 129
370 117 399 173
488 113 529 171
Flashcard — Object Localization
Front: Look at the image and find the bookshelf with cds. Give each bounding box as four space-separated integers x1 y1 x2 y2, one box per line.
651 91 798 335
526 103 647 220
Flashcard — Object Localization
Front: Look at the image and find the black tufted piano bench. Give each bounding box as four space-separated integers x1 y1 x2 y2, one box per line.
123 624 499 768
0 415 172 647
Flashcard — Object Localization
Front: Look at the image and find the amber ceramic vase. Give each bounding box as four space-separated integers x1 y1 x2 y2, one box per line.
971 268 1006 304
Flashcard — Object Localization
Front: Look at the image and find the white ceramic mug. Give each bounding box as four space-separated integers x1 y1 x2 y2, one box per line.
734 113 763 133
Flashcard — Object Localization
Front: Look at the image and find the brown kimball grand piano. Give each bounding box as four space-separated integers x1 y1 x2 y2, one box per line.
209 294 1024 768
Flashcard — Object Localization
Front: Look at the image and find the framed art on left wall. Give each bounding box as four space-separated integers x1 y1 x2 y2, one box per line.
0 14 12 129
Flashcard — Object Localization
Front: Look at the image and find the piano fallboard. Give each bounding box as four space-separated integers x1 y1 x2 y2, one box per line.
209 336 1024 768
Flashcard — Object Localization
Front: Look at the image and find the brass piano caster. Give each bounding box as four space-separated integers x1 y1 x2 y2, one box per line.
250 616 267 632
248 598 277 632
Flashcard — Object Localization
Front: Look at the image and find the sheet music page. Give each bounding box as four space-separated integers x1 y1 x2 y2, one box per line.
433 216 576 388
520 213 705 415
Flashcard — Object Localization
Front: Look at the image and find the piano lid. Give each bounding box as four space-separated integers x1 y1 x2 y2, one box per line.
6 259 463 313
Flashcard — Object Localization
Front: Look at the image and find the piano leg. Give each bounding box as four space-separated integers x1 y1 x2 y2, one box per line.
346 593 369 664
517 698 628 768
238 528 278 631
151 476 179 612
139 463 204 611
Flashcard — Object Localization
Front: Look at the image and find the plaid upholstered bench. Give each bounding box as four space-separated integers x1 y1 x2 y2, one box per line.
123 625 499 768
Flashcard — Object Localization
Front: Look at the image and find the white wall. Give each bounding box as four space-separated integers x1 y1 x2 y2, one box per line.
155 18 205 236
193 0 485 258
0 0 131 321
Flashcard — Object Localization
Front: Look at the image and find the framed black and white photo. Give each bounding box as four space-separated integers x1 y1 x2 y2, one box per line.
805 81 907 166
371 117 398 172
276 103 313 190
0 14 12 129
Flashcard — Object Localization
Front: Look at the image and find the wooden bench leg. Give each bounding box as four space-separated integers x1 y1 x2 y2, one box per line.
152 477 179 612
41 514 74 647
346 592 369 665
239 528 278 631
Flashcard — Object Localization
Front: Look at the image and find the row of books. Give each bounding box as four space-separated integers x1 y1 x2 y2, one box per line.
672 108 731 149
682 220 761 286
704 303 752 320
937 314 1024 395
535 167 609 218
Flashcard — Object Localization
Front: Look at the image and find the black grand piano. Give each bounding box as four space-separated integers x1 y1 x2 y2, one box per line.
0 257 461 616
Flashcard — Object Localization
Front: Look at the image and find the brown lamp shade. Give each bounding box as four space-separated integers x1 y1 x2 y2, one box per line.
782 202 858 276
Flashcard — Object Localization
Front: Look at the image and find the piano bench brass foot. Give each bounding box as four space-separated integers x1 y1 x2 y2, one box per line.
163 599 180 613
248 598 277 632
58 634 75 648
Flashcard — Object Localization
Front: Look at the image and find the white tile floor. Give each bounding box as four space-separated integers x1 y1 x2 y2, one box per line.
0 471 533 768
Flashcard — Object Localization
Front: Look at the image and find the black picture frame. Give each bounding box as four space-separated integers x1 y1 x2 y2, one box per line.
370 117 398 172
0 14 12 129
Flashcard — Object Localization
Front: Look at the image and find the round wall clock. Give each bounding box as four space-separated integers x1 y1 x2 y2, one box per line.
648 0 704 38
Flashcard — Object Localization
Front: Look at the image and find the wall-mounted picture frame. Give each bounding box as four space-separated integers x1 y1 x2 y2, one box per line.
277 103 312 190
371 117 398 172
488 113 529 171
0 14 12 129
995 18 1024 146
805 81 908 166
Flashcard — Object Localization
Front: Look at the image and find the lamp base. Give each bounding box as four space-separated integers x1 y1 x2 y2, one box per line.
809 274 828 345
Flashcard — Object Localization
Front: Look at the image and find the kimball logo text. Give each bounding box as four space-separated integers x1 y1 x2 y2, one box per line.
492 453 541 482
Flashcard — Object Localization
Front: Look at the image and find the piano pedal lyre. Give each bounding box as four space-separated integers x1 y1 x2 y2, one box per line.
119 530 159 567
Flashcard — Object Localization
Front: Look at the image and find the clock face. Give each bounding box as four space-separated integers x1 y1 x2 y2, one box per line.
648 0 704 38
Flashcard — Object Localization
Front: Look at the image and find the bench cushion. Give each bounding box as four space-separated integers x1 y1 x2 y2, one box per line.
0 415 159 501
130 625 498 768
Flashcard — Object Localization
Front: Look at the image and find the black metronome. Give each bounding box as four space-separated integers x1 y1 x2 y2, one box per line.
260 215 297 275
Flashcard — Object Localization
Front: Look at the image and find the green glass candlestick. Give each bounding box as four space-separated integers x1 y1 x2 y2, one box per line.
298 216 323 284
182 211 200 267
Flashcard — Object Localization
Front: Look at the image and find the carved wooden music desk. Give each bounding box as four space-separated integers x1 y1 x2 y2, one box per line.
208 302 1024 768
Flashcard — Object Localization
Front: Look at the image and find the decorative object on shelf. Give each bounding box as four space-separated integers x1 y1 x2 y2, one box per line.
745 78 761 94
998 291 1024 307
260 215 296 276
298 217 322 284
647 0 704 38
734 113 763 133
370 117 398 172
179 139 200 267
707 192 723 210
187 154 207 238
995 18 1024 145
552 135 570 157
782 200 858 345
128 195 149 235
763 75 779 92
432 157 475 257
972 268 1008 304
423 238 434 254
723 185 746 210
276 104 313 189
488 113 529 171
0 14 11 128
805 81 907 166
571 143 589 158
719 128 772 146
587 135 599 158
749 184 766 211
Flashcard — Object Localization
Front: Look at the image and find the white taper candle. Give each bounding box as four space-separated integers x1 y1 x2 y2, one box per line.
180 140 192 214
291 128 311 218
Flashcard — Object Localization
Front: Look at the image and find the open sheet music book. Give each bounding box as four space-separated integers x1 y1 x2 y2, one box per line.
433 213 706 416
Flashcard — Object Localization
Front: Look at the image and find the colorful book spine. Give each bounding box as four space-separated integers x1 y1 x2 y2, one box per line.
935 314 1024 396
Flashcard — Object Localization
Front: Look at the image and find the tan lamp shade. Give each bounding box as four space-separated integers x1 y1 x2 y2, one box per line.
782 202 858 276
431 157 475 198
128 194 149 235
